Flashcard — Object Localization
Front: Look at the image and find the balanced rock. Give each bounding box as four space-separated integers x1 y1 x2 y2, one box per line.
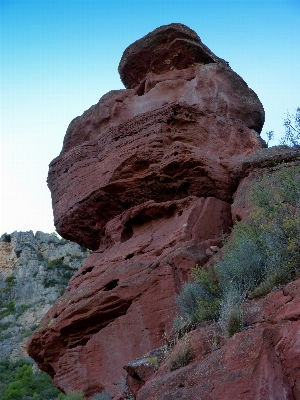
48 23 265 251
28 24 266 398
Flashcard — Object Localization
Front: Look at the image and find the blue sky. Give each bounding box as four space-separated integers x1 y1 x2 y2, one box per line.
1 0 300 235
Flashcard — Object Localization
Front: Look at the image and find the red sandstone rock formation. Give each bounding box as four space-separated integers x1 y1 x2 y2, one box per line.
48 23 265 251
134 278 300 400
28 23 269 398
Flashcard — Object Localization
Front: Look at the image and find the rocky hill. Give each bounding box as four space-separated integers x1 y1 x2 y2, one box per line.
26 23 300 399
0 231 89 362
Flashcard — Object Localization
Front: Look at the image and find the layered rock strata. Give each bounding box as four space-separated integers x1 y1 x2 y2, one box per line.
49 23 265 251
28 23 266 398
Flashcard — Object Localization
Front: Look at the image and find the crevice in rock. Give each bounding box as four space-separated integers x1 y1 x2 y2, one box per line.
103 279 119 291
60 298 133 349
125 253 135 260
121 223 134 242
82 266 94 275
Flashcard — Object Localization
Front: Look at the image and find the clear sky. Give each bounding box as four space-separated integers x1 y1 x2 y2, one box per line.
1 0 300 235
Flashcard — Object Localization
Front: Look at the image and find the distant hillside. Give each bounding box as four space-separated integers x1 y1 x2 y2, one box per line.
0 231 89 362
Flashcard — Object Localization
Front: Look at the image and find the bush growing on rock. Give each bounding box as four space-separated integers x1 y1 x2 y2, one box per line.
175 163 300 337
168 334 193 371
280 107 300 147
175 267 222 331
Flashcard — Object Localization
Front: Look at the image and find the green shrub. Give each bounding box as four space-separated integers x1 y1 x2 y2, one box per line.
175 163 300 338
0 358 62 399
2 275 17 292
192 266 222 322
0 321 12 332
44 278 59 288
47 260 66 270
174 267 222 331
7 299 15 314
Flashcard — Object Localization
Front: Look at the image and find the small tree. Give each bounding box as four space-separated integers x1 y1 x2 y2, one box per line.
280 107 300 146
265 131 274 147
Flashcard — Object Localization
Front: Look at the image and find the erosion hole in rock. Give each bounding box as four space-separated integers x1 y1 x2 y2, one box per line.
82 266 94 275
121 223 134 242
125 253 135 260
103 279 119 291
131 372 142 382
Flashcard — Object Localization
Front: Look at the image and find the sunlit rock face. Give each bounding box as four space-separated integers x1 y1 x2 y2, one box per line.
48 23 264 251
28 23 265 398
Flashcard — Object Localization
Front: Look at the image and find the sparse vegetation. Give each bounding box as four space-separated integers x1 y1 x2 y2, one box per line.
2 275 17 292
174 162 300 337
280 107 300 146
16 303 32 317
44 278 59 288
168 334 193 371
91 390 112 400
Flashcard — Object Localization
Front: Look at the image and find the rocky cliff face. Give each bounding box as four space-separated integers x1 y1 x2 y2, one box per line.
0 231 89 362
25 23 300 399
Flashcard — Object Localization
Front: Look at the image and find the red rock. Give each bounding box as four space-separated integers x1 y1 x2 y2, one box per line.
118 23 224 93
28 23 272 399
49 51 264 250
28 197 232 398
135 279 300 400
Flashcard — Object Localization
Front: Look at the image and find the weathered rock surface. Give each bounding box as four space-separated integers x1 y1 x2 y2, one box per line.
28 23 269 399
0 231 89 361
49 24 265 251
28 197 232 397
118 23 225 93
136 278 300 400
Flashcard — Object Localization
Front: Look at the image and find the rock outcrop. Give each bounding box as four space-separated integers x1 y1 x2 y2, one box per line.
135 278 300 400
0 231 89 361
49 23 265 251
27 23 272 398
